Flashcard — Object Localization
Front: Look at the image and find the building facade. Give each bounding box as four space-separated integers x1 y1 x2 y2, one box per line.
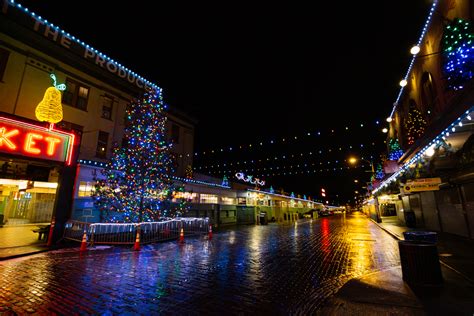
375 0 474 239
0 0 194 246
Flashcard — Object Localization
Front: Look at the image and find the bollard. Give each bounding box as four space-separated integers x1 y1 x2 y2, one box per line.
208 224 213 240
179 228 185 244
79 230 87 252
133 226 141 251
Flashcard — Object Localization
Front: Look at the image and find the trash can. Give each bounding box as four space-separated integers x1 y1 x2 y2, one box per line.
404 211 416 228
398 240 443 286
403 231 437 244
259 213 267 225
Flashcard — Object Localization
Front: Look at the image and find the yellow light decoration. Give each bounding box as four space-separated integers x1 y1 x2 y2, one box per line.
35 74 65 124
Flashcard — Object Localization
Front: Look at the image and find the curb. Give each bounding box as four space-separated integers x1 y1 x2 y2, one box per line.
0 248 51 261
369 218 402 240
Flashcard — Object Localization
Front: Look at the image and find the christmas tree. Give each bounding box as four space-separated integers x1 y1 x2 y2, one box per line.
388 138 404 161
93 88 184 222
405 107 426 145
375 163 385 180
221 175 229 186
185 165 193 179
442 18 474 90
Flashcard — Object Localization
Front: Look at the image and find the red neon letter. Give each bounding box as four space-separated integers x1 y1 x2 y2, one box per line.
44 137 61 156
0 127 19 150
24 133 43 154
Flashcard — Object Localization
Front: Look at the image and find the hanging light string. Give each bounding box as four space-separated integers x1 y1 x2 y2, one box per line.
194 156 374 172
200 164 365 176
190 120 382 157
189 142 377 163
388 1 439 119
204 165 364 179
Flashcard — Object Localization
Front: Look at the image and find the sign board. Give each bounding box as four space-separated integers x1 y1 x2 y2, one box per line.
401 178 441 193
0 116 75 165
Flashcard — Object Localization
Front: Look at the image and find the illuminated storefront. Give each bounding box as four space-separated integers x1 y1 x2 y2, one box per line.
0 114 77 246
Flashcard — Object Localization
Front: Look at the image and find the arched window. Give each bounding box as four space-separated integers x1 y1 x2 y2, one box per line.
420 72 438 119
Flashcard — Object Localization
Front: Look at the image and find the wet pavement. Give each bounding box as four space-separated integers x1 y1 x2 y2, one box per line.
0 213 400 315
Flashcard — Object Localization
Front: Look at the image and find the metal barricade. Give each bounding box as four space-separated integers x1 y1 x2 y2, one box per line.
90 223 137 245
63 217 210 246
63 221 91 242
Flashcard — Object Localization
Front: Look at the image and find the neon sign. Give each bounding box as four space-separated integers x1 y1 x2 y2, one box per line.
0 117 75 165
235 172 265 186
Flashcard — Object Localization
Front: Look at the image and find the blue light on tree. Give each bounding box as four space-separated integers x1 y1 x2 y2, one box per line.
443 18 474 90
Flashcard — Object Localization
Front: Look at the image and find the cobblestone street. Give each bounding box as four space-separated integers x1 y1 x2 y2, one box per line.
0 213 400 315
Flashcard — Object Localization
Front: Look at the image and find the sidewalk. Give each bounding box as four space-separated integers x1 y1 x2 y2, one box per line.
320 215 474 315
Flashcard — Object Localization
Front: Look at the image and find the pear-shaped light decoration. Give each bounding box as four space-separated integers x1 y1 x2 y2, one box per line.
35 74 66 124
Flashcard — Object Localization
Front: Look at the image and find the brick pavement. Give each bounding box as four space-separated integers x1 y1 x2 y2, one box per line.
0 213 400 315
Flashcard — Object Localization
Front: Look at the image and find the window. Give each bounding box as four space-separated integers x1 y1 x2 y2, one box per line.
0 47 10 81
78 181 95 197
63 78 89 111
171 124 180 144
101 95 113 120
420 72 438 118
55 121 83 136
221 196 235 205
200 194 218 204
96 131 109 158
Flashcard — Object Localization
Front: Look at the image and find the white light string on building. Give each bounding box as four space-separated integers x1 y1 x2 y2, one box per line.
7 0 161 92
373 107 473 194
388 1 439 120
77 159 231 189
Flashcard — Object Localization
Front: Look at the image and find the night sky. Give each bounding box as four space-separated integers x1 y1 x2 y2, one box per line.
16 0 432 204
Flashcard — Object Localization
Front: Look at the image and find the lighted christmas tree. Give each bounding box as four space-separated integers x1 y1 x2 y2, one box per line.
388 138 404 161
185 165 193 179
442 18 474 90
405 107 426 145
269 186 275 194
221 175 229 186
93 88 184 222
375 163 385 180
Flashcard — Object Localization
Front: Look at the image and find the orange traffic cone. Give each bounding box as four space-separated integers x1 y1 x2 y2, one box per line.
208 224 213 240
79 230 87 252
133 227 141 251
179 228 185 243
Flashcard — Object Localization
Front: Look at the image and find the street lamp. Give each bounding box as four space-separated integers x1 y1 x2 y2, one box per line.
348 156 381 222
348 156 374 173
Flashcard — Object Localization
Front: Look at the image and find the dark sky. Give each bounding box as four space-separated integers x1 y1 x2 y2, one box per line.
16 0 433 204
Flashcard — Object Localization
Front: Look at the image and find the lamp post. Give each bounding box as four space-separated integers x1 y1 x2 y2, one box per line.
348 156 382 223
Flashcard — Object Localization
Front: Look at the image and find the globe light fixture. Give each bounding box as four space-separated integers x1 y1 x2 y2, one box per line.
399 79 408 87
382 128 388 133
386 117 392 123
410 45 421 55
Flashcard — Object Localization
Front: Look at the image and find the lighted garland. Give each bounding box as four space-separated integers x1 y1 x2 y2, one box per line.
93 89 187 223
442 18 474 90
